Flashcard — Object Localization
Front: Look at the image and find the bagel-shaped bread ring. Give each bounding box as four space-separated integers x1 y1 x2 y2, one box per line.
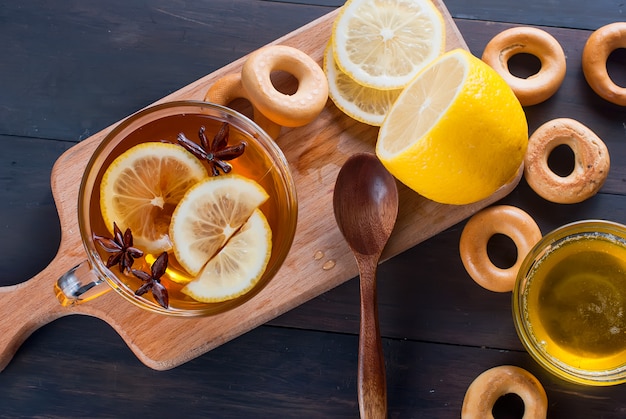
582 22 626 106
459 205 542 292
241 45 328 127
205 73 282 139
524 118 610 204
482 27 566 106
461 365 548 419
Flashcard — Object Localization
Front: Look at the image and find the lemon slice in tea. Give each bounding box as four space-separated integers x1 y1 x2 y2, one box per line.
169 175 269 276
182 209 272 302
100 142 208 254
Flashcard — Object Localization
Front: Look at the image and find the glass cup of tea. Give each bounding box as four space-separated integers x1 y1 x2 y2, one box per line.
55 100 298 316
513 220 626 385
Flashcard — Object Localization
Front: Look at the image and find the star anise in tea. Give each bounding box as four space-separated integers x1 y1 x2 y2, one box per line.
177 123 246 176
94 222 144 274
132 251 169 309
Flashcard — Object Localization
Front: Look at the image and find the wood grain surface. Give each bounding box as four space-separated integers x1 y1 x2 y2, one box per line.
2 0 626 417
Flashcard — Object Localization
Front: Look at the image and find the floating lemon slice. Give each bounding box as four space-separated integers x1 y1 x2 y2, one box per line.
332 0 445 90
182 209 272 303
169 175 269 276
100 142 208 254
376 49 528 205
324 41 402 126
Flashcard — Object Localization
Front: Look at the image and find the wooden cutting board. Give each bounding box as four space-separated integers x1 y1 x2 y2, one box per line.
0 3 521 371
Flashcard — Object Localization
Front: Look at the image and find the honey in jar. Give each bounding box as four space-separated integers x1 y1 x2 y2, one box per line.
514 221 626 385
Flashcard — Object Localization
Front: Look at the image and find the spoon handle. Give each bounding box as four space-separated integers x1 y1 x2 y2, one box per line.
357 256 387 419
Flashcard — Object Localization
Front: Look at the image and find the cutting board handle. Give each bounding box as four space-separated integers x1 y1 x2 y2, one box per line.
0 252 98 371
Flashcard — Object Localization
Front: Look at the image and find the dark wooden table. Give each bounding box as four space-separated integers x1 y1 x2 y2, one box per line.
2 1 626 417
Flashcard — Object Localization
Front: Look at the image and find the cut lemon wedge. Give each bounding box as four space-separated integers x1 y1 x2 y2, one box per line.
332 0 445 90
324 41 402 126
169 175 269 276
100 142 208 254
376 49 528 205
181 209 272 303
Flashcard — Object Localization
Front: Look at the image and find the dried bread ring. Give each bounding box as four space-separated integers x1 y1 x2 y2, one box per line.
460 205 541 292
241 45 328 127
582 22 626 106
461 365 548 419
482 27 566 106
205 73 282 139
524 118 610 204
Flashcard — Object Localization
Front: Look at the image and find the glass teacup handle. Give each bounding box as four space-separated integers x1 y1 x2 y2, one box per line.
55 260 111 306
0 257 112 371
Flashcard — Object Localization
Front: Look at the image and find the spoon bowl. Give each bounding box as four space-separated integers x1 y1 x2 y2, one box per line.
333 152 399 418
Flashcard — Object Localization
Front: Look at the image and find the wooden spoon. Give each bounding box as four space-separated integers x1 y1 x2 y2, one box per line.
333 152 399 419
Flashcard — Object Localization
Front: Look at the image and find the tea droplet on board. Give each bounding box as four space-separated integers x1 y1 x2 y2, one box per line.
322 260 336 270
314 250 324 260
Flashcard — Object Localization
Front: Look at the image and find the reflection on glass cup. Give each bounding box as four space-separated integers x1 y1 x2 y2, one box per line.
55 101 298 316
513 220 626 385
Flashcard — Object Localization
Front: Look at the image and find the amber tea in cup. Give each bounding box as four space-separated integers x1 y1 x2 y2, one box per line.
56 101 297 316
513 220 626 385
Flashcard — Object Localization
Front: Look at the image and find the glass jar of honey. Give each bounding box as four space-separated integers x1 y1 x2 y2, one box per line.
513 220 626 385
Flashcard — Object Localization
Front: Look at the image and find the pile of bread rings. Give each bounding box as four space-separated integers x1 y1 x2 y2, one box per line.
460 22 626 419
205 44 329 139
482 24 615 207
482 22 626 107
461 22 621 293
461 22 622 291
460 22 621 294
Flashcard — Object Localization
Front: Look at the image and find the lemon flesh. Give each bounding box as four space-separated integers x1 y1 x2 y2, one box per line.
169 175 269 276
376 49 528 205
324 41 402 126
100 142 208 254
182 209 272 303
332 0 445 90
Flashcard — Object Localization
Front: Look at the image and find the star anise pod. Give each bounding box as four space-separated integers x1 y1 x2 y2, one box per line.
94 222 144 274
132 251 169 309
177 123 246 176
